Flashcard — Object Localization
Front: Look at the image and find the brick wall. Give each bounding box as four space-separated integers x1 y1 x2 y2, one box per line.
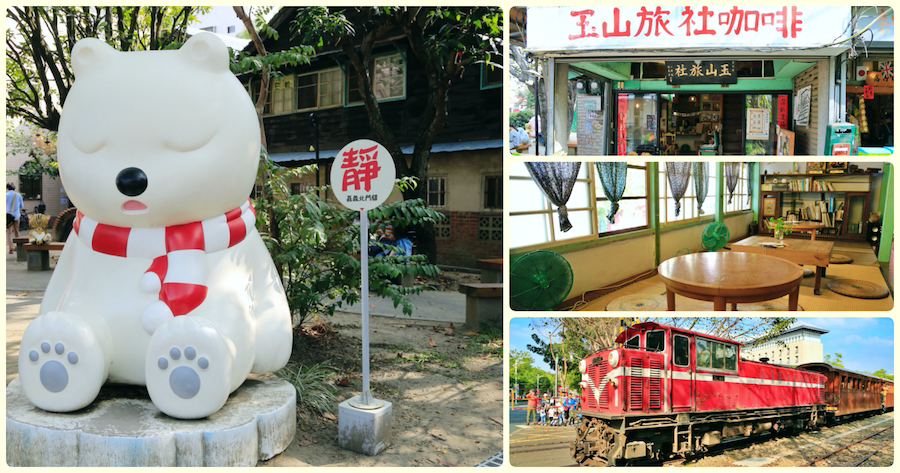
435 210 502 268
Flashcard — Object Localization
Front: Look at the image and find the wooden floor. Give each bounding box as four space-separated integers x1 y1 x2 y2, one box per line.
581 237 893 311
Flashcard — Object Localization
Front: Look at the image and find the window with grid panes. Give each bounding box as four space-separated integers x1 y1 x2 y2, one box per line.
435 214 450 239
596 162 648 235
427 177 446 207
348 54 405 104
658 162 716 225
481 52 502 88
725 162 752 213
478 214 502 241
297 68 343 111
509 162 596 249
269 76 294 114
18 165 41 200
484 175 502 209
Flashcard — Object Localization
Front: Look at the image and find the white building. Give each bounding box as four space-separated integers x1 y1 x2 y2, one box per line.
742 321 829 366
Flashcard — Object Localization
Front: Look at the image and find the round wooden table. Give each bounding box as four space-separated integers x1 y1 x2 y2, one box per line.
658 252 803 311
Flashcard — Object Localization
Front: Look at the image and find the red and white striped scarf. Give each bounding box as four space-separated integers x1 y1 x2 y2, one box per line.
73 199 256 316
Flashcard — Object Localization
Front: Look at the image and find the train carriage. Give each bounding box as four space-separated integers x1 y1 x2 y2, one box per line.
572 322 826 466
797 363 894 420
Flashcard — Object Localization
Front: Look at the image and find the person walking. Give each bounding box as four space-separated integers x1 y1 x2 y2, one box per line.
525 388 539 425
566 393 579 426
7 183 23 254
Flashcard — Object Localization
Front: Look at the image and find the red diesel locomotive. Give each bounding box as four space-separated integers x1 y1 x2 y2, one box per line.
571 322 827 466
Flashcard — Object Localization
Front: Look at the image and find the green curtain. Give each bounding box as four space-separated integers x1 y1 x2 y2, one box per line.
595 162 627 222
693 162 709 215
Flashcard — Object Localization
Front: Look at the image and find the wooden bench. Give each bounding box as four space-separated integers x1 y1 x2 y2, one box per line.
476 258 503 283
458 282 502 330
13 236 29 262
22 242 65 271
512 144 531 154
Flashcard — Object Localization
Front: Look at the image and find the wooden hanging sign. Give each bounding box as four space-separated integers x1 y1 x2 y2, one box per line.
666 61 737 85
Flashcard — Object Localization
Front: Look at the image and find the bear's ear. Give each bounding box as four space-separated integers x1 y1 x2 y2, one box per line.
70 38 118 78
180 33 229 72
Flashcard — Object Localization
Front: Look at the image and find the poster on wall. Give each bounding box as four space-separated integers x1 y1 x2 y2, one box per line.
747 108 770 140
795 85 811 127
576 95 604 155
617 95 628 155
777 128 795 156
777 95 789 129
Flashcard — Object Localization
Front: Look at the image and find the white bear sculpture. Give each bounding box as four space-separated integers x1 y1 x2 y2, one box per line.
17 33 293 419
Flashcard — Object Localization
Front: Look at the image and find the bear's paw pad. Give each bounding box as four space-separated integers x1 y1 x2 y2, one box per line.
27 342 80 393
155 346 211 399
18 311 106 412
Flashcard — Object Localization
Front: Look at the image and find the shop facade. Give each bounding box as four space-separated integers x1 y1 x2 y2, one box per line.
525 6 894 156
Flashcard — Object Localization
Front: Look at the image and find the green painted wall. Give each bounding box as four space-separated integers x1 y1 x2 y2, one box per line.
715 162 725 222
648 162 660 266
877 163 893 263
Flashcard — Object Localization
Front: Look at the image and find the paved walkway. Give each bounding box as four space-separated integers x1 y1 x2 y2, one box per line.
5 250 469 384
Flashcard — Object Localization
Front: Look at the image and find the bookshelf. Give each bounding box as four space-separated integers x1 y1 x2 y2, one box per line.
759 173 872 241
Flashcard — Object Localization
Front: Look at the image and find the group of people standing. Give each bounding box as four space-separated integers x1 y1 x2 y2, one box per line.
523 389 580 427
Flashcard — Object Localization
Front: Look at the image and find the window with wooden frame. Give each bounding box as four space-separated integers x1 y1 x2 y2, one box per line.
658 162 716 225
481 52 502 89
347 53 405 104
18 166 41 200
483 175 502 210
296 68 343 111
426 176 446 208
726 162 752 213
268 76 294 115
509 162 596 250
596 162 648 235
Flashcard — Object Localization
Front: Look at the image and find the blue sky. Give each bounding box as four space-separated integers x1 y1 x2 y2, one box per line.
509 317 894 375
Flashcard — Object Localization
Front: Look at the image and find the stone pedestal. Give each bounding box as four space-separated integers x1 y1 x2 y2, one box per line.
337 396 392 456
464 294 502 330
6 374 296 467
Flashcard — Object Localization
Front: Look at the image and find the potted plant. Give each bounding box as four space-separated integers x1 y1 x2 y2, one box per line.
768 217 795 240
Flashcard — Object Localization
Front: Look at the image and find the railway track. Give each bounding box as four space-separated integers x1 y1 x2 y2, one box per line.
802 424 894 467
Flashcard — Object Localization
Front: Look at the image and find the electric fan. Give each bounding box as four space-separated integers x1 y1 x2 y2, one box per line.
700 221 730 252
510 250 574 310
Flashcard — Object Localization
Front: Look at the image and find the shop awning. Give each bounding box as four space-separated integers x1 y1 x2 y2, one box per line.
525 6 856 58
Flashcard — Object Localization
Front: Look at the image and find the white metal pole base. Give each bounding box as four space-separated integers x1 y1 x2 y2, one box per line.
338 395 392 456
347 390 385 409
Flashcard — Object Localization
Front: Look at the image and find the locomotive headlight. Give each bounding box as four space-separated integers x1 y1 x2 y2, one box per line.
609 350 619 368
579 360 587 372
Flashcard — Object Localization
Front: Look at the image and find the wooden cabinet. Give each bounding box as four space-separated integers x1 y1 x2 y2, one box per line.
759 173 872 241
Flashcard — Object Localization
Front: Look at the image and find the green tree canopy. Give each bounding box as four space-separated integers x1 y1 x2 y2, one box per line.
6 7 210 132
824 352 844 367
290 7 502 262
872 368 893 381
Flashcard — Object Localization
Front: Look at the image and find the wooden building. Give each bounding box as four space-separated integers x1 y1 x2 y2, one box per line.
241 8 503 267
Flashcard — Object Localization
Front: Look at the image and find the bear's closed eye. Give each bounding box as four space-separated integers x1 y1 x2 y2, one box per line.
163 131 217 153
69 136 106 155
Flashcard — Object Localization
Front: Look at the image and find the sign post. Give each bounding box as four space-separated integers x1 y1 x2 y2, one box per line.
331 139 396 455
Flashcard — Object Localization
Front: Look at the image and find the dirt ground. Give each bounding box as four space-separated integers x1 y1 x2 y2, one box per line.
260 310 503 467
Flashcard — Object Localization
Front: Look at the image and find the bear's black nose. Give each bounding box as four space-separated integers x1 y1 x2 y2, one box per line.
116 167 148 196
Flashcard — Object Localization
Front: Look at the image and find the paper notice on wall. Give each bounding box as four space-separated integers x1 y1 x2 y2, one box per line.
576 95 604 155
746 108 770 140
795 85 812 127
